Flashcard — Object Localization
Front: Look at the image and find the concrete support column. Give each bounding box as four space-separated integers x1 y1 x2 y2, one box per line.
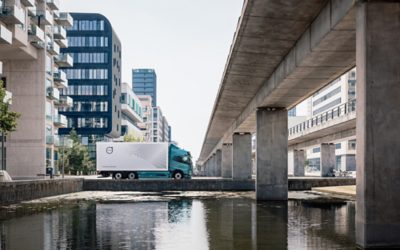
320 143 335 177
232 133 252 180
256 108 288 201
205 160 210 176
210 154 216 176
215 149 222 177
356 1 400 248
221 143 233 178
293 150 305 177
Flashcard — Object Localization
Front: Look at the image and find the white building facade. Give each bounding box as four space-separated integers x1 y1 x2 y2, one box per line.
291 68 357 173
0 0 73 178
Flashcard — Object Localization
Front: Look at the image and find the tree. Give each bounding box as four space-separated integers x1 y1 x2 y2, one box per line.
123 131 143 142
60 128 94 175
0 81 21 170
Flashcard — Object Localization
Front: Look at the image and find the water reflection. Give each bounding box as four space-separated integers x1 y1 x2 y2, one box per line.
0 198 356 250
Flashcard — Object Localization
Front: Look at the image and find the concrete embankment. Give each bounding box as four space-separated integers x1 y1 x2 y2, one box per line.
0 179 83 205
84 177 355 192
0 177 355 205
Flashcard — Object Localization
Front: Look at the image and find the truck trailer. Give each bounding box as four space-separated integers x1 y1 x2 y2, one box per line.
96 142 192 180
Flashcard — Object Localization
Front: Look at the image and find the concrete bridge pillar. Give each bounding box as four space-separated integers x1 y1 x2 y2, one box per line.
204 160 209 176
207 156 213 176
232 133 252 180
211 154 216 176
356 1 400 248
215 149 222 177
221 143 233 178
293 150 305 177
320 143 335 177
256 108 288 200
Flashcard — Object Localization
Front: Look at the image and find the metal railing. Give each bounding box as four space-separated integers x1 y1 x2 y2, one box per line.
288 99 356 136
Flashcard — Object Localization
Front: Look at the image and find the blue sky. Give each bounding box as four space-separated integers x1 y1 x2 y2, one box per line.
61 0 244 160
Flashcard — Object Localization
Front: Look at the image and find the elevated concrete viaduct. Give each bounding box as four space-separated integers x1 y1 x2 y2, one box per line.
199 0 400 248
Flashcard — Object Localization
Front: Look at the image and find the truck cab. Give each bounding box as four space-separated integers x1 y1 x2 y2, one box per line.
169 144 193 179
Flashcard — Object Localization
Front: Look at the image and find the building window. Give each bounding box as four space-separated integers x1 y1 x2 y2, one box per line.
61 85 108 96
76 117 108 128
70 53 108 63
313 87 341 107
313 98 342 116
68 36 109 47
348 139 356 150
312 147 320 153
65 69 108 80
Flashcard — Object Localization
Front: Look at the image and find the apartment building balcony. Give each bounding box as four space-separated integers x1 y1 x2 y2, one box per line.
46 42 60 55
53 25 66 40
10 25 28 46
54 53 73 67
121 103 143 124
46 0 60 11
0 5 25 25
47 87 60 101
46 135 60 145
54 12 73 27
0 24 12 44
28 24 45 43
58 95 73 107
27 6 36 17
55 38 67 48
53 10 59 18
21 0 35 7
31 40 45 49
35 10 53 26
53 70 68 88
53 114 67 127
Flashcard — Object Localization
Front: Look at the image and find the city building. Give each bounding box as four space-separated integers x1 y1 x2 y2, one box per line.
132 68 157 106
293 68 357 172
59 13 122 158
151 106 170 143
137 95 153 142
0 0 73 178
119 82 143 141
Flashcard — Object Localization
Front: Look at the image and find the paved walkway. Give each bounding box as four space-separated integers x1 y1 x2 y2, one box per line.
312 185 356 199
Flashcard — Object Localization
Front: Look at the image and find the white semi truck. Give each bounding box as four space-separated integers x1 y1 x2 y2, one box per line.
96 142 192 179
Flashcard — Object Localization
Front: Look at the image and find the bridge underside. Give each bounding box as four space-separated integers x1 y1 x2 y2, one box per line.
200 0 355 159
199 0 400 248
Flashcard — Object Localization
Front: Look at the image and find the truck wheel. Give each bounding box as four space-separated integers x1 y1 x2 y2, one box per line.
173 171 183 180
113 172 123 180
127 172 137 180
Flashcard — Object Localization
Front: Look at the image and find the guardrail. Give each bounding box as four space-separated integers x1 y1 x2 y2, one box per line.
289 100 356 136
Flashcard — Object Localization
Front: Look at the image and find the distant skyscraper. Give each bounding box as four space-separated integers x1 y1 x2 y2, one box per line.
132 69 157 106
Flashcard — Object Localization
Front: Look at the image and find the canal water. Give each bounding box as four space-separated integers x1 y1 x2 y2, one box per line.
0 195 356 250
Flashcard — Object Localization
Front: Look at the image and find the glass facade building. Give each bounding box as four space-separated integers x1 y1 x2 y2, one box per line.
132 69 157 106
59 13 122 158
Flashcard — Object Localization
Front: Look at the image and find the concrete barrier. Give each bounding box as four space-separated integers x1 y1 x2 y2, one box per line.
83 179 255 192
0 177 355 205
288 177 355 191
0 179 83 205
84 177 355 192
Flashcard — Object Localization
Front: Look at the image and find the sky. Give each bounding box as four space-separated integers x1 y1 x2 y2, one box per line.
60 0 244 160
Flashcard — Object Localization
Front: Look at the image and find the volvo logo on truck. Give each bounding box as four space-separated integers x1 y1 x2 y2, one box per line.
106 147 113 154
